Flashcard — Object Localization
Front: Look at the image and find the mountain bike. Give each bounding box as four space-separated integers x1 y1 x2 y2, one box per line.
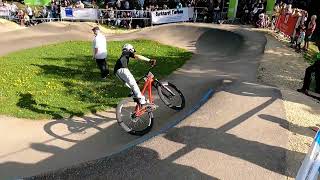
116 66 185 136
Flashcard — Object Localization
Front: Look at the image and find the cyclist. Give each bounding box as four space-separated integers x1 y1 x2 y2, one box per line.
114 44 156 105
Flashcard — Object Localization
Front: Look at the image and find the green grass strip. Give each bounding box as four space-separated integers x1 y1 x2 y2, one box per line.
0 40 192 120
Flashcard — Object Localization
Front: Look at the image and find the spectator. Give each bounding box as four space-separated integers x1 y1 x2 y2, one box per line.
124 0 130 10
47 8 52 21
297 40 320 95
26 5 33 19
24 11 31 26
10 2 18 17
301 10 308 26
33 7 40 18
17 9 24 26
291 24 301 47
212 0 221 23
116 0 121 10
295 25 306 52
75 1 84 8
92 27 109 80
138 7 145 28
108 7 115 25
41 6 48 18
279 3 286 15
303 15 317 50
80 1 85 8
51 2 58 18
257 0 264 13
286 4 293 14
92 0 97 8
176 2 182 9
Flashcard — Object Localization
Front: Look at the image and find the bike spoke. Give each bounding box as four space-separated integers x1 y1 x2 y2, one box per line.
121 108 133 115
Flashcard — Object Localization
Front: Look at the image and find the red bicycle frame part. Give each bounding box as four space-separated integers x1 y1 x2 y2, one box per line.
134 75 154 117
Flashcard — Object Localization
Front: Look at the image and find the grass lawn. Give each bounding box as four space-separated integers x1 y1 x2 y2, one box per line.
0 40 192 120
304 42 319 64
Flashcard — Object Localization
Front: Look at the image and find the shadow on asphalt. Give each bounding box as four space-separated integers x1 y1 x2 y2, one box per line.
0 79 307 179
259 114 315 138
0 25 314 180
0 122 219 180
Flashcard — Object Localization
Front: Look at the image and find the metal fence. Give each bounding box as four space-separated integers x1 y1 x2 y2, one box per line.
1 7 230 28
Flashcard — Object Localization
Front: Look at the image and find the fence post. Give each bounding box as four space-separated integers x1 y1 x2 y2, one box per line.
150 10 153 27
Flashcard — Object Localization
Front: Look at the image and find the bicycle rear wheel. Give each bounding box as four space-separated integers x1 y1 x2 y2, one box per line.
157 82 185 110
116 98 154 136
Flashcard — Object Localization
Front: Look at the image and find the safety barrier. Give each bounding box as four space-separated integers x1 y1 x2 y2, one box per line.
2 6 230 28
0 8 10 18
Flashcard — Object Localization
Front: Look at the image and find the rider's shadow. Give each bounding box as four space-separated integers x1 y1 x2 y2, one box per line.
43 112 118 143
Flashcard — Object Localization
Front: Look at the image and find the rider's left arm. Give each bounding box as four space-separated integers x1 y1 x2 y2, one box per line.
134 54 151 62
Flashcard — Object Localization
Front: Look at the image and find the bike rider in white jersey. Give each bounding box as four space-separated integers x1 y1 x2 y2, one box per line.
114 44 156 105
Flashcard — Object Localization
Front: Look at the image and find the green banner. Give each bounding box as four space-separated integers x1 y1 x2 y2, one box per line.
24 0 51 6
227 0 238 19
266 0 276 16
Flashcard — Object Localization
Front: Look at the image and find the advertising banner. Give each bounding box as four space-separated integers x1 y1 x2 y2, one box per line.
24 0 51 6
0 6 9 17
151 7 192 24
61 7 98 20
266 0 276 16
275 14 299 36
227 0 238 19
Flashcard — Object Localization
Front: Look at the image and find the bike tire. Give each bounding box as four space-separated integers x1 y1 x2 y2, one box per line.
157 82 185 111
116 98 154 136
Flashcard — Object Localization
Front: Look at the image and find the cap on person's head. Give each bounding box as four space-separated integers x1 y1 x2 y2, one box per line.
92 26 100 32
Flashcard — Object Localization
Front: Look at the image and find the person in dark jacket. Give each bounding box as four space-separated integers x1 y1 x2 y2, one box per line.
297 40 320 94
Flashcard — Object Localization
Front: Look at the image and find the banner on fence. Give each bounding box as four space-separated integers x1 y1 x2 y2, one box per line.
227 0 238 19
275 14 299 36
266 0 276 16
61 7 98 20
296 130 320 180
151 8 192 24
0 7 9 17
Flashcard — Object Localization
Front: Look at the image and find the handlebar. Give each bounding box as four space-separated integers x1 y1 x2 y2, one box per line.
136 64 156 84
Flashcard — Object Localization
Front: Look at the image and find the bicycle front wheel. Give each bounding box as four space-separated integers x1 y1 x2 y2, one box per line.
116 98 154 136
157 82 185 111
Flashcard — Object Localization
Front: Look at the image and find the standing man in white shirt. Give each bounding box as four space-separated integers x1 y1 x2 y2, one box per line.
92 26 109 79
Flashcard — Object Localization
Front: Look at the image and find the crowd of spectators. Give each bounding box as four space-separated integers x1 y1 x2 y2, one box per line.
271 2 317 52
0 0 232 28
98 0 198 28
0 0 62 26
237 0 269 27
2 0 316 33
0 0 199 28
190 0 225 23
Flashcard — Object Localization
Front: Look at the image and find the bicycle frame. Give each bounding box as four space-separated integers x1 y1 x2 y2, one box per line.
134 72 155 117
